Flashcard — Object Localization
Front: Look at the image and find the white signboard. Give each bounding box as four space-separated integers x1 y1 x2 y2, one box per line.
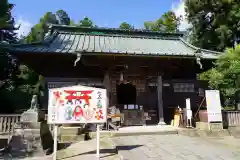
205 90 222 122
186 98 192 119
48 85 107 124
186 98 191 110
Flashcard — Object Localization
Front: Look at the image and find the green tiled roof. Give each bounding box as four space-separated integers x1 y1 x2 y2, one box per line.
2 24 221 59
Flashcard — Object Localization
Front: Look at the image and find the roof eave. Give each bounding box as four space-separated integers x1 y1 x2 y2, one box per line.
179 38 223 58
2 48 216 60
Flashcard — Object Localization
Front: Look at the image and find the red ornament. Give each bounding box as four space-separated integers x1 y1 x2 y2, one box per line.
73 106 83 120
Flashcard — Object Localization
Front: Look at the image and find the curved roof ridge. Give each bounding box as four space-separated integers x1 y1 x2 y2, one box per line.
49 24 184 37
43 30 59 44
57 30 181 40
0 30 59 48
179 38 222 55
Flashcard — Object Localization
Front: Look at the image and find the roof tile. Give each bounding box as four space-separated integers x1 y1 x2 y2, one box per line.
2 26 221 59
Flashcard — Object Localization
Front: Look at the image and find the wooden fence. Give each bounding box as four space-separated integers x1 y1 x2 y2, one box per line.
0 114 49 134
222 110 240 128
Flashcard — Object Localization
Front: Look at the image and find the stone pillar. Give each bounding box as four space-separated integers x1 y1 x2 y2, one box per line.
157 76 166 125
103 72 111 107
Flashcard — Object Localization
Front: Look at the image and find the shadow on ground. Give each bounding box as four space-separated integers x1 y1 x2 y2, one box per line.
0 121 72 159
59 145 143 160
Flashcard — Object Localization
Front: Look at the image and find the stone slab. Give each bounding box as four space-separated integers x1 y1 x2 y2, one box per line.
110 134 240 160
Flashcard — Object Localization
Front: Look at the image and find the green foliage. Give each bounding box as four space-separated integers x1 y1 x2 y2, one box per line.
185 0 240 51
0 0 17 42
16 65 45 96
144 21 158 31
0 1 46 112
78 17 96 28
26 12 58 43
156 11 181 33
56 10 70 25
144 11 181 33
0 0 14 28
0 0 18 92
200 45 240 106
119 22 134 30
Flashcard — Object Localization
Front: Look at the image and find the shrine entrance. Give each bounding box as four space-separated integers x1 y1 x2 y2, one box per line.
2 25 219 129
116 82 137 105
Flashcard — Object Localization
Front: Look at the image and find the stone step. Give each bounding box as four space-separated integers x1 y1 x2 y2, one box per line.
59 131 112 143
58 126 86 135
59 125 178 143
177 128 231 138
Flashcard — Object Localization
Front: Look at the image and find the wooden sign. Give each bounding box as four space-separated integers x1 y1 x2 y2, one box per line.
48 85 107 124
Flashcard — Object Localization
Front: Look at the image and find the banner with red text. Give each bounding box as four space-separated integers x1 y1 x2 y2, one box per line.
48 85 107 124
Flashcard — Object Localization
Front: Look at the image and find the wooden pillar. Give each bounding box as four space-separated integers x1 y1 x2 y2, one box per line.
103 72 111 107
157 76 166 125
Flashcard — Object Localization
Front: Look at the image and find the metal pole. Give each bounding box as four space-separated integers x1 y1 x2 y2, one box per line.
53 125 58 160
96 124 100 159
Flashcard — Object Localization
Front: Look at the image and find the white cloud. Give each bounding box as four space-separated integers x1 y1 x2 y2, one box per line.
15 16 33 37
171 0 191 31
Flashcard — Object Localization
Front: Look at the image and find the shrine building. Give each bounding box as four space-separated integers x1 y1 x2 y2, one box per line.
1 25 221 125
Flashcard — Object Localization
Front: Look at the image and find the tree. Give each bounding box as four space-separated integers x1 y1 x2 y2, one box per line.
157 11 181 33
200 45 240 107
185 0 240 51
144 21 158 31
0 1 25 112
0 0 18 43
0 0 18 90
26 12 58 43
21 12 58 107
144 11 181 33
119 22 134 30
56 10 70 25
0 9 50 111
78 17 96 28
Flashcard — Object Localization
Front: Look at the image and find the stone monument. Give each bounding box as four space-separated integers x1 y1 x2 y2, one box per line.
7 95 46 158
20 95 39 128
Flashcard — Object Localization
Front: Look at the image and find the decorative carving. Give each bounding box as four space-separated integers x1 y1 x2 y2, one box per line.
195 49 203 69
20 94 39 125
30 95 38 110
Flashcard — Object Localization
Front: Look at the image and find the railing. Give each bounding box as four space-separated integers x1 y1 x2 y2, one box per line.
0 114 20 133
0 114 49 134
222 110 240 128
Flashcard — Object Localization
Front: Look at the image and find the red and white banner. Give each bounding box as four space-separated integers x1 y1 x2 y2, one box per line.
48 85 107 124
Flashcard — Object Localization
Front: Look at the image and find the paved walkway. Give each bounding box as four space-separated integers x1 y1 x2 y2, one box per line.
55 138 120 160
2 138 120 160
111 135 240 160
5 132 240 160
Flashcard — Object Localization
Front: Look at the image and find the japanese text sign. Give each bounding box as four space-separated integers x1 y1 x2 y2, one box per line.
206 90 222 122
48 85 107 124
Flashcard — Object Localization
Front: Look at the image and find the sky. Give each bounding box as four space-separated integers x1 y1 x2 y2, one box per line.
9 0 190 37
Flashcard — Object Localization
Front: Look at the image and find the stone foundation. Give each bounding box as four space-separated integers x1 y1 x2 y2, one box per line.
196 122 223 131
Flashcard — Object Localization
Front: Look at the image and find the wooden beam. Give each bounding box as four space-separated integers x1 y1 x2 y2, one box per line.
157 75 166 125
103 72 111 107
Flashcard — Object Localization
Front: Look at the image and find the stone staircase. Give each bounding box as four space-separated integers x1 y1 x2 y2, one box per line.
59 125 178 143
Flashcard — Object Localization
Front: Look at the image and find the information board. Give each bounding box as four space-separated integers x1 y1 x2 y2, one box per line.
205 90 222 122
48 85 107 124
